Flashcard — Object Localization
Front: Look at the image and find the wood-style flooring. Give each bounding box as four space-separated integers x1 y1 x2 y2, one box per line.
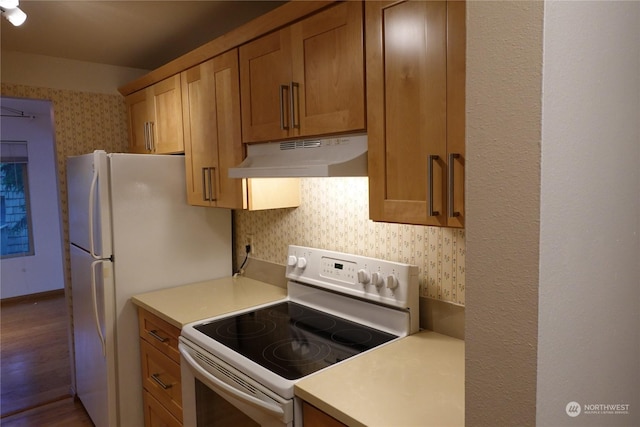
1 291 93 426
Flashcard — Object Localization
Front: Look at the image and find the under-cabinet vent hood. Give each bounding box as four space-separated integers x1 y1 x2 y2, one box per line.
228 134 367 178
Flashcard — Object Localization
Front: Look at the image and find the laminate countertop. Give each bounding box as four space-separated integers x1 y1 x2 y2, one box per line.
131 276 287 328
295 330 465 427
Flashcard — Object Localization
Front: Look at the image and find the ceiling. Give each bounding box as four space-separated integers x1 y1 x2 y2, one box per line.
0 1 287 70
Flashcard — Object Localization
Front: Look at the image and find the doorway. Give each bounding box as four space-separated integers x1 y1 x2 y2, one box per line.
0 97 71 417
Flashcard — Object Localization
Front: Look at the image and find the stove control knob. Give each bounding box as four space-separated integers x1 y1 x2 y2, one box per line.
357 269 371 285
371 272 384 288
386 274 399 290
296 257 307 270
287 255 298 267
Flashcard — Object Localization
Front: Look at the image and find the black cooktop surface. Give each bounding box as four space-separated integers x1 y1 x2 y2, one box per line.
194 301 397 380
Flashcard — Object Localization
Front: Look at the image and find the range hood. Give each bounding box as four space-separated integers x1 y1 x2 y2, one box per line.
228 134 367 178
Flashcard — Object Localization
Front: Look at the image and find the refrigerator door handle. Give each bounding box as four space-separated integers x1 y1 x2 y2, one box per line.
91 260 107 358
88 160 102 260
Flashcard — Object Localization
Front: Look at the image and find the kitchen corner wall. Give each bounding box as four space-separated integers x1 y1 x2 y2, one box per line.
234 177 466 306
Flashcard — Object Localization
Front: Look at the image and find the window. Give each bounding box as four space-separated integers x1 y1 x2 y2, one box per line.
1 142 34 258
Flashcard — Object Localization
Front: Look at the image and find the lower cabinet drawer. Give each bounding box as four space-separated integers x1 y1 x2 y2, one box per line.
140 339 183 422
143 389 182 427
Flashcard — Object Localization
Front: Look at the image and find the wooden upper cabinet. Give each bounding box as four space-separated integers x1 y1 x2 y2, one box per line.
291 1 365 136
126 89 153 154
240 1 365 143
239 29 293 142
181 49 245 209
182 49 301 211
366 0 465 227
125 75 184 154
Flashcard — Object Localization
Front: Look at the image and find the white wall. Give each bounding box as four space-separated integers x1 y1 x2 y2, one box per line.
1 51 148 95
1 97 66 297
537 2 640 426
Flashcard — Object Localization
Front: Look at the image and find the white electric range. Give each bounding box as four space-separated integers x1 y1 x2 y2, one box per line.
179 245 419 427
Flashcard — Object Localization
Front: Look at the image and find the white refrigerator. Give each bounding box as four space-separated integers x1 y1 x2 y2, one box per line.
67 151 232 427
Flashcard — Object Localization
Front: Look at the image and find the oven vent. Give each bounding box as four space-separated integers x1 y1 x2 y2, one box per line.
279 140 322 150
194 351 260 396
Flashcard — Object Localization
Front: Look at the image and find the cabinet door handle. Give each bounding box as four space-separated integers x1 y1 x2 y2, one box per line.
428 155 440 217
148 329 169 343
143 122 149 151
151 373 172 390
209 167 217 202
290 81 300 129
448 153 461 218
148 122 155 152
202 168 210 201
279 85 290 130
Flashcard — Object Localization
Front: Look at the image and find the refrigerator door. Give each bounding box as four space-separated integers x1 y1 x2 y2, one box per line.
70 244 117 427
107 153 233 426
67 151 112 257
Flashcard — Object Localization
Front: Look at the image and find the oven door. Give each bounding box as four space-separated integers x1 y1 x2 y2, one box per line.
179 339 294 427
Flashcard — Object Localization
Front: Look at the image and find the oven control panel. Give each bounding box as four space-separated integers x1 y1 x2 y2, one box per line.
285 245 419 311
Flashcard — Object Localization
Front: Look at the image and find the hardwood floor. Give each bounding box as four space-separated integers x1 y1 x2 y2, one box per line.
0 397 93 427
1 291 93 425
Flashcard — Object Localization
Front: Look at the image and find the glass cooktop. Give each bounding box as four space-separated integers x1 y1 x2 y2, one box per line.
194 301 397 380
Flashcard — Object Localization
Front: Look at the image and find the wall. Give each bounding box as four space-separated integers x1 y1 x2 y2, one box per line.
466 1 640 427
1 98 65 298
465 1 544 426
537 2 640 426
1 51 147 95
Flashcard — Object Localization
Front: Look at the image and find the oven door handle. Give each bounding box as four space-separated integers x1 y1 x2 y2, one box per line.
179 344 286 418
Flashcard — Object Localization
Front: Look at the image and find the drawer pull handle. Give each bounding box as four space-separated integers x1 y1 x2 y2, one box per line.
148 330 168 343
151 373 172 390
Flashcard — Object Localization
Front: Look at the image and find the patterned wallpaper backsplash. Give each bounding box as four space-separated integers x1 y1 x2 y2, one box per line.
234 178 466 306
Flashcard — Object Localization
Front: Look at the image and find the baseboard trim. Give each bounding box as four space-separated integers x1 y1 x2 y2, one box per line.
1 288 65 305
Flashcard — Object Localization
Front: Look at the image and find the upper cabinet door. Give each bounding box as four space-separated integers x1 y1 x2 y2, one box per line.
367 0 465 227
125 75 184 154
125 90 152 154
290 1 365 137
239 29 293 143
182 49 245 209
151 75 184 154
239 2 365 143
182 64 216 206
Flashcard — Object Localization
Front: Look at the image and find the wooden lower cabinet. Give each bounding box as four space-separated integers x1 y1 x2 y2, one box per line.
143 390 182 427
138 308 183 426
302 402 348 427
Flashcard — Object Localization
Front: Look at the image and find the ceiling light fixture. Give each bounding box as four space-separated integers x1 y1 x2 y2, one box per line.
0 0 26 27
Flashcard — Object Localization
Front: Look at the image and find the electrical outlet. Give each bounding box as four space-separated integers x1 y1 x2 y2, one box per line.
247 234 255 257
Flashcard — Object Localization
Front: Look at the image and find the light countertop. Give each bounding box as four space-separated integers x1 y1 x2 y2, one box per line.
131 276 287 328
295 330 465 427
